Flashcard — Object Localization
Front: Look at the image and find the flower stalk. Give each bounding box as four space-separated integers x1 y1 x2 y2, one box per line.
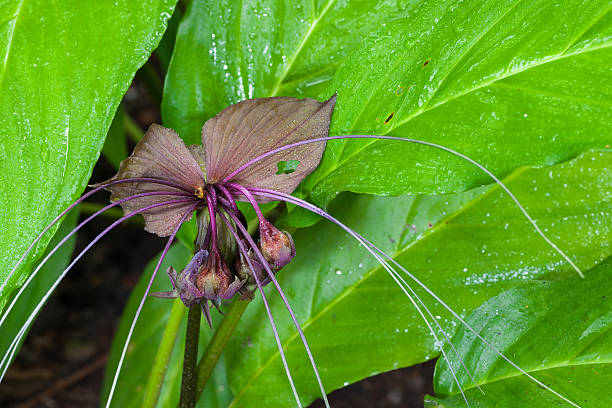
194 298 251 401
179 305 201 408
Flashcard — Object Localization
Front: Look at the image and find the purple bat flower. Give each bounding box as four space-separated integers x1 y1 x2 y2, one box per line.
2 93 583 408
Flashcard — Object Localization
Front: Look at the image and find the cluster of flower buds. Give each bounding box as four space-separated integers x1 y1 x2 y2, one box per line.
152 205 296 324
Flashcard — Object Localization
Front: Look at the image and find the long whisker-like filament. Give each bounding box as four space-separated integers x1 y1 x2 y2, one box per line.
105 202 197 408
217 211 303 407
389 267 483 395
2 177 194 294
246 187 582 408
235 183 474 407
223 135 582 278
221 209 331 408
0 191 192 328
1 198 195 382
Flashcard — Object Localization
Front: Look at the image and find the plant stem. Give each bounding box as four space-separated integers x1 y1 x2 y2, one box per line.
180 305 201 408
124 114 144 143
194 298 250 402
143 298 185 407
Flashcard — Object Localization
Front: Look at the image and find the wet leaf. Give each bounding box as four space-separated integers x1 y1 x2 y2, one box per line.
224 151 611 407
426 258 612 407
162 0 419 143
0 0 178 308
163 0 611 227
302 0 612 212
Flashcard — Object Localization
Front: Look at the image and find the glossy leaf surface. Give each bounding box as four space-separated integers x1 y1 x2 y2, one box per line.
426 258 612 407
164 0 611 225
303 0 612 210
223 151 611 406
162 0 419 144
0 0 178 308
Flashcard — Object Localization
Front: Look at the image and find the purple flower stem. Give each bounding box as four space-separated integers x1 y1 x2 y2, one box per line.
247 188 580 408
216 211 303 407
0 191 193 330
205 192 219 252
223 211 330 408
2 177 194 296
106 202 197 408
225 183 265 224
1 198 195 383
222 135 582 278
215 184 239 215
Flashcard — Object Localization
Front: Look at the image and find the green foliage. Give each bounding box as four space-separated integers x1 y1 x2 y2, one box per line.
0 0 178 309
426 258 612 407
223 151 611 407
1 0 610 407
163 0 611 227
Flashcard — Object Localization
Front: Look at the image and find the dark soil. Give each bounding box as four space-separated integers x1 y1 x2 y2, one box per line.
0 74 435 408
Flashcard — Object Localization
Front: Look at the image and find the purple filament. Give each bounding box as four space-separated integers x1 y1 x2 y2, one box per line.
215 184 239 214
226 183 265 223
105 202 197 408
216 211 303 407
1 198 195 383
222 134 582 278
224 210 330 408
3 177 194 295
245 187 580 408
0 190 193 329
205 191 219 251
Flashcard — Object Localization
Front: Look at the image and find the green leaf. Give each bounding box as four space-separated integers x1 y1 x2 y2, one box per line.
302 0 612 210
0 0 178 309
162 0 421 144
101 244 233 408
224 151 611 407
0 208 78 368
163 0 611 227
426 258 612 408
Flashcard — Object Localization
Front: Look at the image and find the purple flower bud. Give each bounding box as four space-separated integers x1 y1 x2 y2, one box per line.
259 218 296 269
196 250 244 300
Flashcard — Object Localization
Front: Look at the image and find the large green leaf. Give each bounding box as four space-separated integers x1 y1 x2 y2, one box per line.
101 243 233 408
162 0 424 144
426 258 612 407
163 0 610 227
302 0 612 210
223 151 611 407
0 0 178 308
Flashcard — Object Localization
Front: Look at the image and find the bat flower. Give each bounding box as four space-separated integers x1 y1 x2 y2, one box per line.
99 95 336 322
6 91 583 408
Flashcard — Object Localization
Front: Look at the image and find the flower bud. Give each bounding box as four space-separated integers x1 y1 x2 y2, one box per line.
196 251 244 300
259 218 296 269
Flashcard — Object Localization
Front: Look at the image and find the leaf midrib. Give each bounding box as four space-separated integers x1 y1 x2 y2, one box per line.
0 0 25 90
308 42 612 198
229 166 537 405
269 0 338 97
